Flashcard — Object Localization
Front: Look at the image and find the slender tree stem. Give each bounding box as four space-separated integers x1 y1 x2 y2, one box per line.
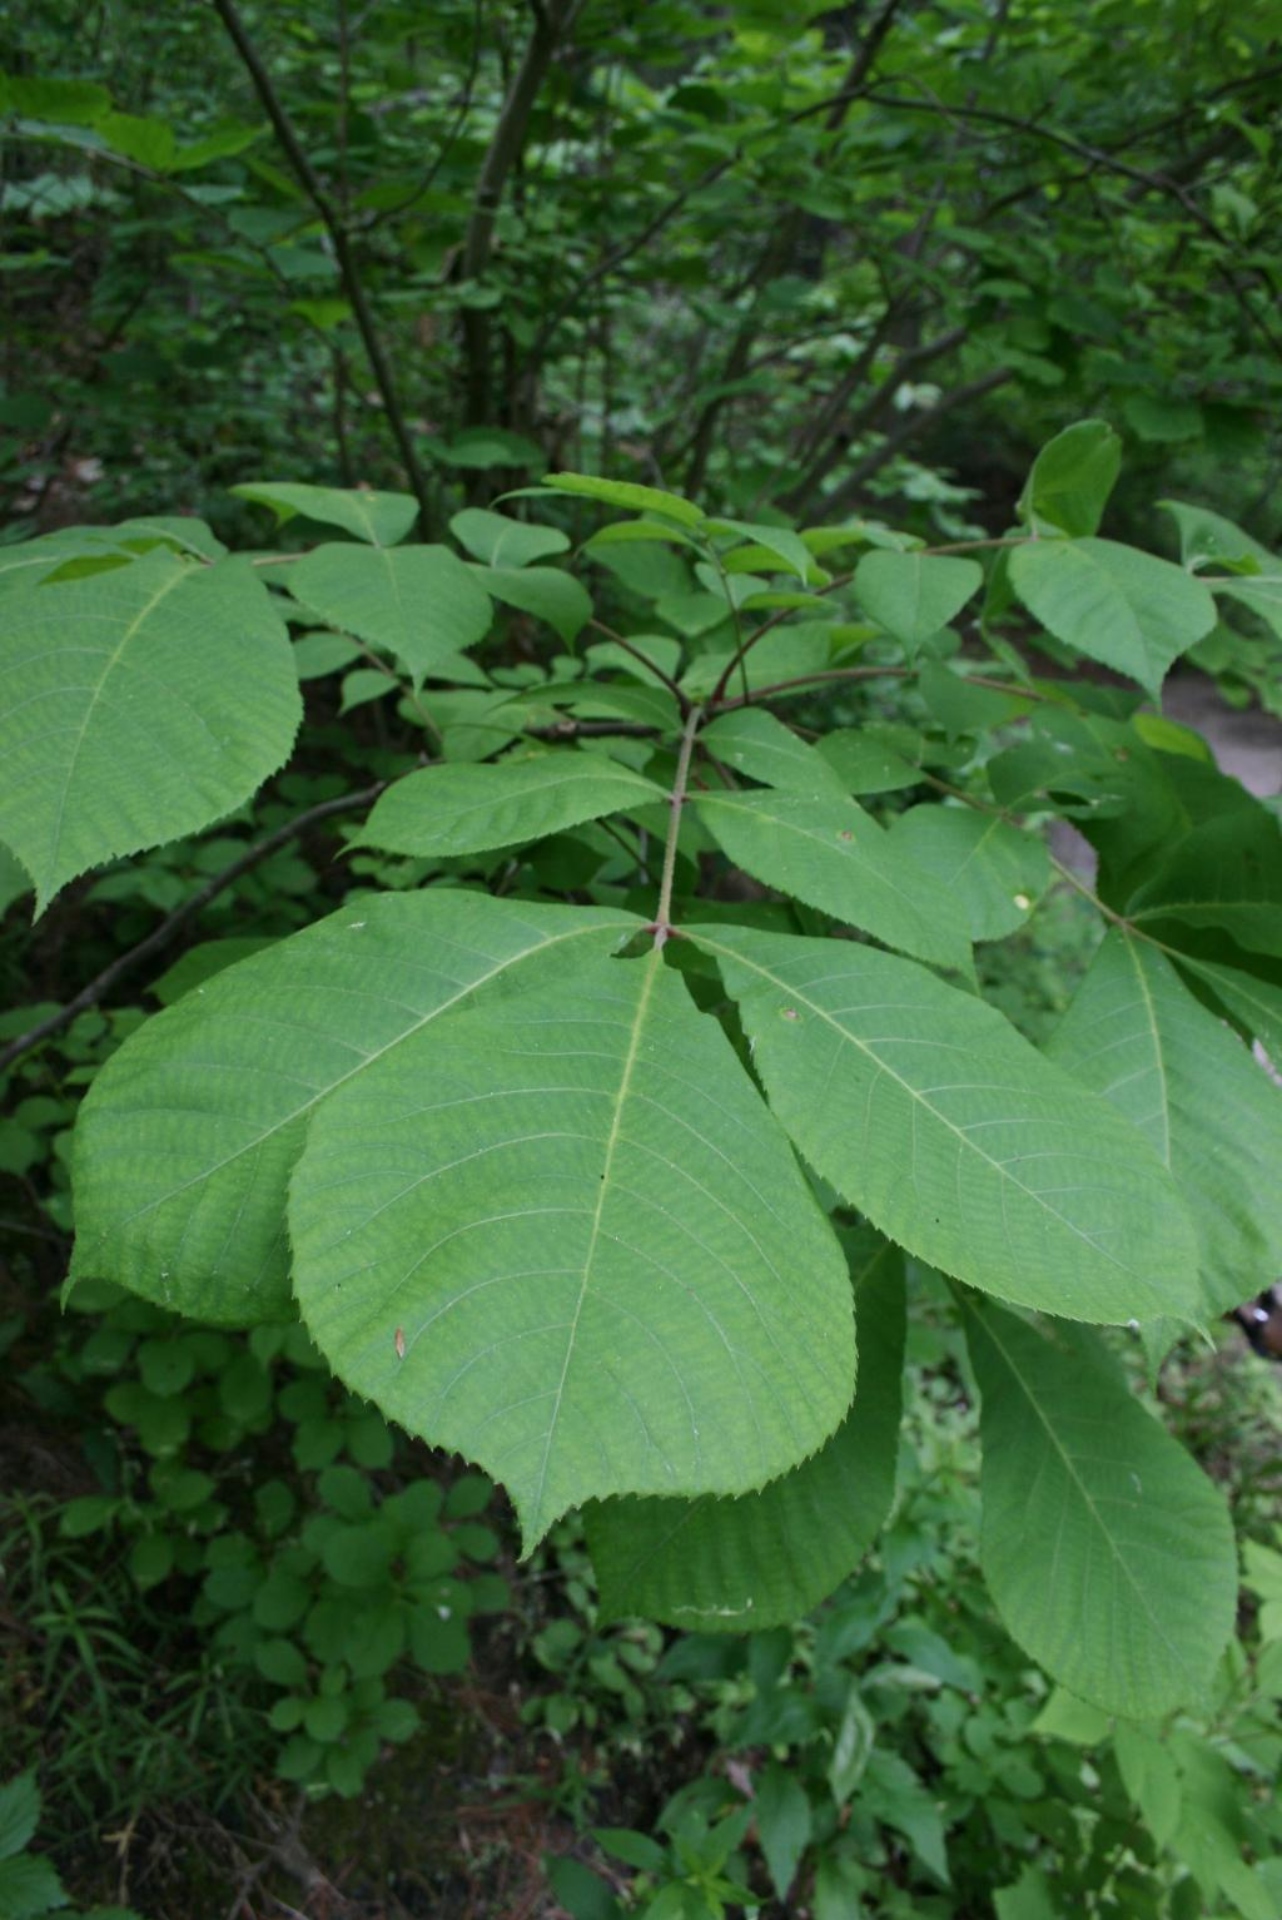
209 0 434 526
459 0 580 425
0 783 386 1075
652 704 704 947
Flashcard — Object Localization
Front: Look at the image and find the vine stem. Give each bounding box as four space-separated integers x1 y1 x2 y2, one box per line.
652 704 704 948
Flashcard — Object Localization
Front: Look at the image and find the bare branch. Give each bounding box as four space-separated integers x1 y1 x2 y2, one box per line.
209 0 435 523
0 783 386 1076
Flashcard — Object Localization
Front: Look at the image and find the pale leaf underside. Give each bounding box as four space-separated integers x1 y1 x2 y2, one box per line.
694 788 972 974
586 1228 904 1629
693 925 1200 1324
289 947 856 1547
0 550 301 909
1048 929 1282 1318
71 894 641 1322
965 1299 1237 1719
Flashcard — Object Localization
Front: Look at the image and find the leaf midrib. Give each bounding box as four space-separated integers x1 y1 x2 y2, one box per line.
966 1302 1189 1677
527 948 660 1528
1121 935 1172 1167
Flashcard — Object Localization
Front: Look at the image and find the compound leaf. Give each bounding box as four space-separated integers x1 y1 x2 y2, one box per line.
1048 930 1282 1317
1009 539 1215 694
539 472 704 528
1018 420 1121 537
887 807 1050 941
1179 955 1282 1060
449 509 570 568
700 708 849 800
232 481 419 546
854 550 983 652
474 564 593 643
1126 810 1282 957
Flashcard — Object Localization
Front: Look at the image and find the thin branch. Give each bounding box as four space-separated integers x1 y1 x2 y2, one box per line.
712 663 1052 714
587 619 688 708
1048 852 1134 931
779 324 968 515
0 784 386 1076
652 704 704 947
818 366 1015 516
526 72 899 374
714 665 894 712
595 814 657 886
368 0 485 230
209 0 435 524
707 573 855 709
459 0 581 423
523 718 662 739
861 85 1282 357
841 0 905 99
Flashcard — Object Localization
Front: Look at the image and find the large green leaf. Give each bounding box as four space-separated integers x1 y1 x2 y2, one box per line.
703 518 813 582
886 806 1049 941
288 544 493 685
1008 539 1216 694
1218 571 1282 638
963 1298 1237 1718
1127 811 1282 957
693 789 972 974
1161 499 1276 573
1180 954 1282 1059
853 551 983 653
692 925 1200 1324
0 551 300 910
1018 421 1121 537
586 1228 904 1630
539 472 704 527
71 895 639 1323
817 725 924 795
1048 930 1282 1316
0 1850 67 1919
1164 1735 1276 1920
1165 490 1282 637
699 708 849 799
232 481 419 546
289 947 856 1547
449 509 570 568
472 563 593 643
0 1769 39 1858
358 753 666 858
